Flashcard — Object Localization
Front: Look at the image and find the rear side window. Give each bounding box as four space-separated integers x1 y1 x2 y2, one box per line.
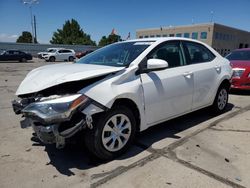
183 41 215 64
58 50 71 53
63 50 72 53
13 51 20 55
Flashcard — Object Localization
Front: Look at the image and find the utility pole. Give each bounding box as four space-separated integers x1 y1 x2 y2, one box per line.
34 15 37 43
22 0 39 43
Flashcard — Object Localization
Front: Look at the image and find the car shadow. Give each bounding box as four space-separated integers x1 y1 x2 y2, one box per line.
29 103 234 176
31 134 97 176
135 103 234 149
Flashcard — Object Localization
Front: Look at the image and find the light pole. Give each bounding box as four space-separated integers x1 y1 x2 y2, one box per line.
22 0 39 43
210 11 214 23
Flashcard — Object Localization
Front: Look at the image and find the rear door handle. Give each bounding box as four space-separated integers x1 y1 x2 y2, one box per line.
214 65 221 72
183 72 193 78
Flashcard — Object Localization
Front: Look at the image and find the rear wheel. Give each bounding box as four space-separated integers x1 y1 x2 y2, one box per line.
68 56 74 62
84 106 136 160
49 56 55 62
20 57 27 62
211 84 229 114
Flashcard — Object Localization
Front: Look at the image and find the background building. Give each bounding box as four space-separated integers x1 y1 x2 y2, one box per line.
136 23 250 56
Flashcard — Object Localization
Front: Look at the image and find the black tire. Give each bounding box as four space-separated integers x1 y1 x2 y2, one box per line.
211 84 229 114
68 56 74 62
49 56 55 62
84 105 136 161
20 58 27 62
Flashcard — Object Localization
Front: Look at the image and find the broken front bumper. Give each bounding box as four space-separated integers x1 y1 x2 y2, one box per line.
30 118 87 148
12 95 105 148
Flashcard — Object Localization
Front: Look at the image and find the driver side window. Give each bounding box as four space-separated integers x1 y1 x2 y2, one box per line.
148 41 184 68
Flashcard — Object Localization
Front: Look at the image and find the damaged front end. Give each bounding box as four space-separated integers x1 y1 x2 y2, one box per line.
12 93 105 148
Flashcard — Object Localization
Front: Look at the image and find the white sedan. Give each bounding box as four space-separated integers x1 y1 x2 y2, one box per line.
13 38 232 160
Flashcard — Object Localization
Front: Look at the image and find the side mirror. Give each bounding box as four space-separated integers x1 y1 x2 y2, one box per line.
147 59 168 71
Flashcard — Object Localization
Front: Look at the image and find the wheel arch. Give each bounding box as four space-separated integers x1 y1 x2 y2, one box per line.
212 78 231 103
219 79 231 90
112 98 141 132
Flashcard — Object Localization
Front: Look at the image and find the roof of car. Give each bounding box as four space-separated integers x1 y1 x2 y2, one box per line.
122 37 207 44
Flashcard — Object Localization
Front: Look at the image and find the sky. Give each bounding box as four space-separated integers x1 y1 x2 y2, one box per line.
0 0 250 44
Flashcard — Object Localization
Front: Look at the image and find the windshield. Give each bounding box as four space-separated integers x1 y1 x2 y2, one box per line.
226 50 250 61
76 41 151 67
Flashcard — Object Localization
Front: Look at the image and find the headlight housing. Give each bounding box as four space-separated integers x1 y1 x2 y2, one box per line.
232 68 245 78
22 94 89 123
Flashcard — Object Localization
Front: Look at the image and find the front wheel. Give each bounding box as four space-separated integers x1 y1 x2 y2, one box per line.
211 84 229 114
49 56 55 62
84 106 136 160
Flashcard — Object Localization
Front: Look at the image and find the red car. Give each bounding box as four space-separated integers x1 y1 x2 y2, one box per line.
226 48 250 90
75 50 94 59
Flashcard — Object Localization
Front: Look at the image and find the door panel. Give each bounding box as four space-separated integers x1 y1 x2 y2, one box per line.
140 40 194 126
182 41 220 109
187 62 219 109
141 66 194 125
57 50 64 61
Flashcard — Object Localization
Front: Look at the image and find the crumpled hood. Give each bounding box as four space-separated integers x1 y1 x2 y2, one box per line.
16 63 124 95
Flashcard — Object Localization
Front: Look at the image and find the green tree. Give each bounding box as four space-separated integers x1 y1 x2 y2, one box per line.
98 33 121 47
16 31 37 43
50 19 96 45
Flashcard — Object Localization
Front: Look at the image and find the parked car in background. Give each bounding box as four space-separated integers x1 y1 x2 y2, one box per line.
0 50 32 62
75 49 94 59
43 49 75 62
225 48 250 90
37 48 64 59
12 38 232 160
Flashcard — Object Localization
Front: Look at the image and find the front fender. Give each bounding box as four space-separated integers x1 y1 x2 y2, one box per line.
79 67 147 131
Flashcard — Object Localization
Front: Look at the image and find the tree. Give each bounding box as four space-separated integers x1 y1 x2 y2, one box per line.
50 19 96 45
98 33 121 47
16 31 37 43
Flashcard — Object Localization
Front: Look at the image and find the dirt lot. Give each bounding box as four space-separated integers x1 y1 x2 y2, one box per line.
0 59 250 188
